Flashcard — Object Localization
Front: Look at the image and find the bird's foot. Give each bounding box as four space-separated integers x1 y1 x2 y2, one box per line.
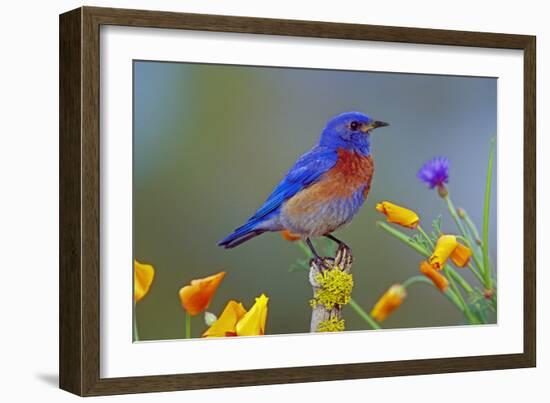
308 236 352 271
310 256 334 272
324 234 351 254
310 255 324 266
334 244 353 271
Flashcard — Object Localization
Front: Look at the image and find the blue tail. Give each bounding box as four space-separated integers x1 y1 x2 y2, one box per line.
218 221 267 249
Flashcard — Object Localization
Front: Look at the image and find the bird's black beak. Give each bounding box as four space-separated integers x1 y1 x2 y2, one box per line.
360 120 390 133
373 120 390 128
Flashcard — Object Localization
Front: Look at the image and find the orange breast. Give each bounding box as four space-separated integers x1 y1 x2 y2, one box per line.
328 148 375 198
283 148 374 215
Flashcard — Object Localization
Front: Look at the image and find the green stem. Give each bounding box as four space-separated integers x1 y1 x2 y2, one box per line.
461 210 482 246
349 298 381 330
444 195 484 271
377 224 478 321
402 275 432 289
377 221 429 256
379 222 475 295
455 235 470 243
444 267 479 324
185 312 191 339
401 275 464 313
444 195 468 240
298 240 313 258
456 234 485 274
446 235 483 285
417 225 435 248
415 226 473 295
482 139 496 291
444 289 466 311
444 266 464 308
447 266 473 294
467 263 485 285
133 303 140 342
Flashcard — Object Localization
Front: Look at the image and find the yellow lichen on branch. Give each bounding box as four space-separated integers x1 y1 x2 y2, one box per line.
317 317 346 332
310 269 353 310
309 245 353 332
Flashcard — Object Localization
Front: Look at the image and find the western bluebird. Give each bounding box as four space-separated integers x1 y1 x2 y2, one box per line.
218 111 389 257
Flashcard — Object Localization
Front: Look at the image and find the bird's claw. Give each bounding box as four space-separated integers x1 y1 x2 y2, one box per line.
309 243 352 272
334 244 353 269
310 256 332 271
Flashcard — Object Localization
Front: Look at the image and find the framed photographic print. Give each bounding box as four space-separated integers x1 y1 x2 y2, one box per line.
59 6 536 396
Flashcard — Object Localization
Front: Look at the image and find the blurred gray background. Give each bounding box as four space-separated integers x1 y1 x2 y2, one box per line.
133 61 497 340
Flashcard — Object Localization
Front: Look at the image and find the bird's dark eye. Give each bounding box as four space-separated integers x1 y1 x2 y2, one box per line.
349 121 359 131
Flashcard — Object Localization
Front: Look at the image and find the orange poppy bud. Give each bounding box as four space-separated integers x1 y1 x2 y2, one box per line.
450 242 472 267
419 261 449 292
370 284 407 322
134 260 155 302
178 271 225 316
376 201 420 229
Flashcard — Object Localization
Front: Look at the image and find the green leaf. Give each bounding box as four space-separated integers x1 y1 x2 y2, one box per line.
482 138 496 290
431 214 443 236
376 221 430 256
411 233 431 251
465 289 493 324
289 258 310 273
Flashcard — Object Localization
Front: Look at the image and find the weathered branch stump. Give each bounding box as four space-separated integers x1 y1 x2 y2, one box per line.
309 245 353 332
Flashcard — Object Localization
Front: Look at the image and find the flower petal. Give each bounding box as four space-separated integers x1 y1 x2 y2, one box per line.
178 271 225 316
450 242 472 267
417 157 450 189
134 260 155 302
376 201 419 229
203 300 247 337
420 261 449 292
429 235 457 270
370 284 406 322
236 294 269 336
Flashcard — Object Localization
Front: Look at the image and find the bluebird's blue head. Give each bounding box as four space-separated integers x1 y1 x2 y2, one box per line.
319 111 389 155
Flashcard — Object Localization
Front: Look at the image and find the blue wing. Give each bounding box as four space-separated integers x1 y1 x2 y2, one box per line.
218 146 338 248
251 146 338 221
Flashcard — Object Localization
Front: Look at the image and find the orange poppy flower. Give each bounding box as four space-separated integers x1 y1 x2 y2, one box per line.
450 242 472 267
203 294 269 337
376 201 420 229
178 271 225 316
370 284 407 322
134 260 155 302
236 294 269 336
420 260 449 292
429 235 457 270
202 300 247 337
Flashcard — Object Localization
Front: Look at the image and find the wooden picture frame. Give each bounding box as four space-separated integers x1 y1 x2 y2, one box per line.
59 6 536 396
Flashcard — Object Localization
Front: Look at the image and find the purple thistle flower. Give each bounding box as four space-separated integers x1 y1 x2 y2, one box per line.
417 157 450 189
